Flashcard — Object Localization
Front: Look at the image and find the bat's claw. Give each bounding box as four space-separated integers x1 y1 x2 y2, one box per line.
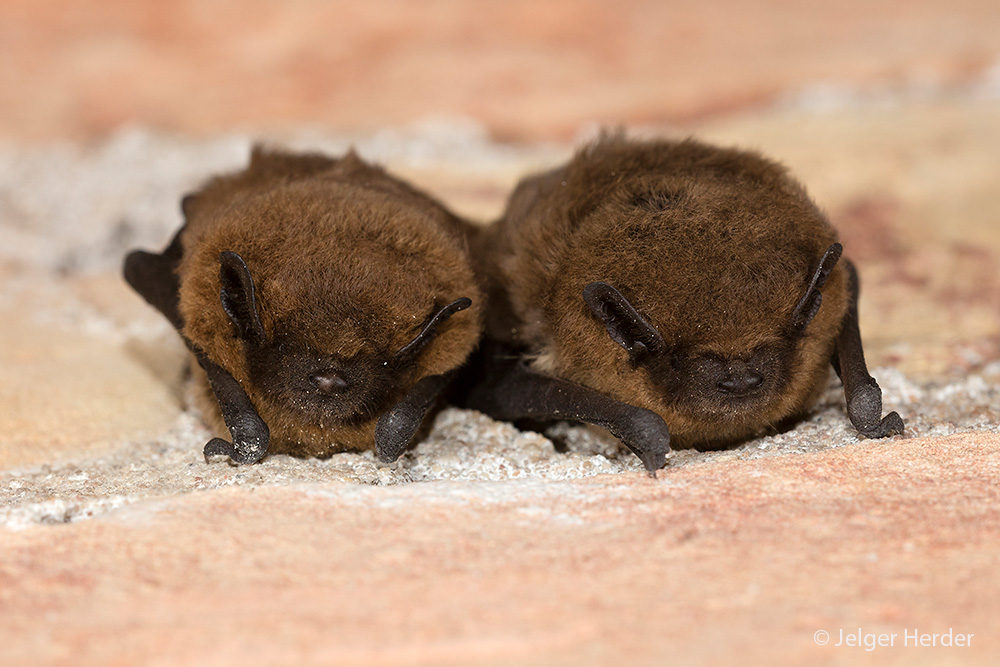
203 435 267 464
204 437 236 462
858 411 905 439
639 446 669 475
618 409 670 474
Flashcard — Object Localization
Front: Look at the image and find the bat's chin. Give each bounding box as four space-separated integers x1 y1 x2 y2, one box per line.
680 391 779 424
277 393 382 428
665 398 785 449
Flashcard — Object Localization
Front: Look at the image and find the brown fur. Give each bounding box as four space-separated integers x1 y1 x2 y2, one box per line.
178 147 483 456
477 134 848 448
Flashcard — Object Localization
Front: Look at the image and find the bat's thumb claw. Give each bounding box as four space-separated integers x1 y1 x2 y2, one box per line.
203 437 236 462
619 409 670 473
879 411 905 437
639 447 670 478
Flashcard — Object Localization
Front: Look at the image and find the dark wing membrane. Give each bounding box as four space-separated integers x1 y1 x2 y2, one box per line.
122 225 186 329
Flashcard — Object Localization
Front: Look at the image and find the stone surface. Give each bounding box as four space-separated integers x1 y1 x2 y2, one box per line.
0 271 184 469
2 432 999 666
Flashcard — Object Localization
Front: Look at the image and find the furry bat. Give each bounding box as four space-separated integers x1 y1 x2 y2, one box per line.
124 147 483 464
459 134 904 473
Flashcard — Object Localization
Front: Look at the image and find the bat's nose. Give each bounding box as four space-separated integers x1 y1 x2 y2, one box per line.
716 361 763 396
310 372 349 394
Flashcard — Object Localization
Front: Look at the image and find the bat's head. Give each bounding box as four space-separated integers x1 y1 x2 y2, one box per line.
579 243 844 443
211 249 475 429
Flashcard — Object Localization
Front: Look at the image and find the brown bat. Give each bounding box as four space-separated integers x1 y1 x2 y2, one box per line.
458 134 904 472
124 147 483 464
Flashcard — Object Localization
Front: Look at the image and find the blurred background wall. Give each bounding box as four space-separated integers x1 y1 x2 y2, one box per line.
2 0 999 142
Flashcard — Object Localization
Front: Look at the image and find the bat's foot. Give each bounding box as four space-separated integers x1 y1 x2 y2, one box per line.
847 379 905 440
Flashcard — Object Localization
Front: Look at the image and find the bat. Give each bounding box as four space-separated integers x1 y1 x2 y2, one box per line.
458 134 904 473
124 147 483 465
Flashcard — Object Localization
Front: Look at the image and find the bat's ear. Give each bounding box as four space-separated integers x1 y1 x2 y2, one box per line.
219 250 266 346
791 243 842 332
393 297 472 368
583 282 664 367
